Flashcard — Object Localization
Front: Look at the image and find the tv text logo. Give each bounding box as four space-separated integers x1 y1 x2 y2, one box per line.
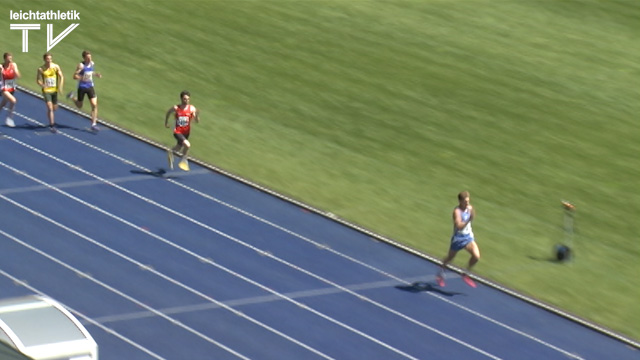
9 10 80 52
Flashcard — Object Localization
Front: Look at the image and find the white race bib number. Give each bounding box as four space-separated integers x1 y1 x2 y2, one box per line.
3 79 15 89
45 77 56 88
82 71 93 82
177 116 189 127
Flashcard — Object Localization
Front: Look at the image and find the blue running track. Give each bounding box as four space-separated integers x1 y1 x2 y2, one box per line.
0 91 638 359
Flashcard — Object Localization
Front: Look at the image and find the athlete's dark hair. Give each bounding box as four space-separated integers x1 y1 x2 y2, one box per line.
180 90 191 99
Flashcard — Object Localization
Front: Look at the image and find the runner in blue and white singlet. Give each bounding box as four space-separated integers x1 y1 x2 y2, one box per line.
435 191 481 288
450 206 474 251
78 61 95 90
68 50 102 130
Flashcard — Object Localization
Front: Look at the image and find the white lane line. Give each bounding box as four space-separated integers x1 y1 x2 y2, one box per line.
2 132 500 360
91 276 428 324
0 269 167 360
0 191 335 360
0 227 251 360
0 170 210 195
0 157 416 360
10 110 592 357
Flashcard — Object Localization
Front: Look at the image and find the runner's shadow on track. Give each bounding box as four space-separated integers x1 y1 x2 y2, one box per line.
9 123 92 133
57 124 98 134
395 281 464 297
130 169 173 178
6 123 46 131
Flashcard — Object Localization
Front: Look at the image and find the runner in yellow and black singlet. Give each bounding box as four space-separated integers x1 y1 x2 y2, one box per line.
36 52 64 133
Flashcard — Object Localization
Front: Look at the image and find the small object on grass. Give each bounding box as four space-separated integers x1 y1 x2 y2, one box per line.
561 200 575 211
555 244 571 261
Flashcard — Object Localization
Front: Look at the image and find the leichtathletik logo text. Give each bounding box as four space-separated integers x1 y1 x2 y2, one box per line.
9 10 80 52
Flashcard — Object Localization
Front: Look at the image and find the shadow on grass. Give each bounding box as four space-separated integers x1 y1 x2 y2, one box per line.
396 281 465 297
528 255 557 262
529 244 573 264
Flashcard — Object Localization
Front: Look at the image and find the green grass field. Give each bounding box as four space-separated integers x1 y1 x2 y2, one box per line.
3 0 639 341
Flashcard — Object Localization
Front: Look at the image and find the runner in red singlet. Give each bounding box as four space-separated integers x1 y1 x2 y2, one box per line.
164 90 200 171
0 52 21 127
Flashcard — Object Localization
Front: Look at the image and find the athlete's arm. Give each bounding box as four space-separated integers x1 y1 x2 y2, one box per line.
36 67 44 89
13 63 21 78
453 208 466 230
56 64 64 93
73 63 83 80
164 107 175 128
193 108 200 124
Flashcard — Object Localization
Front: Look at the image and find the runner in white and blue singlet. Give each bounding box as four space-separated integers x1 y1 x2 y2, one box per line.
451 207 474 251
68 50 102 131
436 191 481 288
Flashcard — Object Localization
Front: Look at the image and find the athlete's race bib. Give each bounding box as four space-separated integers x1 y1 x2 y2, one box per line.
3 79 15 90
45 77 56 88
177 116 189 127
82 71 93 82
